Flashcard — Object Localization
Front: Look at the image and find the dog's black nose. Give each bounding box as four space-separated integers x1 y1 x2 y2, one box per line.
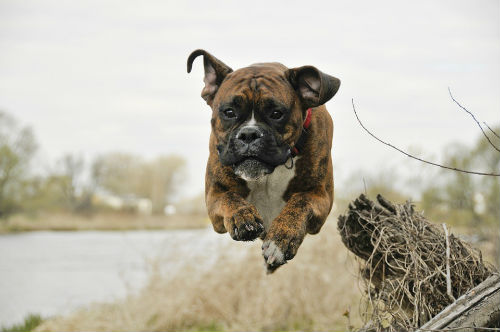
236 127 264 144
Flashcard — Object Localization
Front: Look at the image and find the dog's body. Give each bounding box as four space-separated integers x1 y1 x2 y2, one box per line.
187 50 340 272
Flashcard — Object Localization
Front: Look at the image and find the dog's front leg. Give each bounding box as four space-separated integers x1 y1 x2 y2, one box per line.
262 188 331 272
206 189 264 241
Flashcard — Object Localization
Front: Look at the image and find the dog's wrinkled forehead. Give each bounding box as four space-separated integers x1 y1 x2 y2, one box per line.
212 63 296 109
187 49 341 110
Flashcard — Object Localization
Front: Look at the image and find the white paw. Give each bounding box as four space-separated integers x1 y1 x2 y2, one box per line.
262 240 285 266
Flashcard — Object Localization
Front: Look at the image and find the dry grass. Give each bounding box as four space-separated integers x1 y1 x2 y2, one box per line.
0 213 208 233
35 218 362 332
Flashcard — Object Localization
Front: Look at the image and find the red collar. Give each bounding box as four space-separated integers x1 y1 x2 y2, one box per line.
303 108 312 129
291 108 312 156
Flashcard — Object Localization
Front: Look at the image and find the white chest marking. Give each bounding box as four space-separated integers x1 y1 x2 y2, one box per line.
245 158 297 231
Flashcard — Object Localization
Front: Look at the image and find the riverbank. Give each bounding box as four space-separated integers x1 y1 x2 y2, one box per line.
3 215 497 331
0 228 229 327
0 213 209 233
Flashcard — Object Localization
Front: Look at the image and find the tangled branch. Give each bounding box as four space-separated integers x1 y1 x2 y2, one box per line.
338 194 495 331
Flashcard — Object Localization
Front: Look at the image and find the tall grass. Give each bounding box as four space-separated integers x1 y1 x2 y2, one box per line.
36 218 362 332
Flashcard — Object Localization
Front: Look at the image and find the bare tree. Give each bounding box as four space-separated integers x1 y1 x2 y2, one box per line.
92 153 186 214
56 153 90 213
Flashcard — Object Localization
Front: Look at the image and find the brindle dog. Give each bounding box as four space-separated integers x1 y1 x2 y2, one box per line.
187 49 340 273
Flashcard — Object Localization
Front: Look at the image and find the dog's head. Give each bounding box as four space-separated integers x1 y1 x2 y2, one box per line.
187 49 340 181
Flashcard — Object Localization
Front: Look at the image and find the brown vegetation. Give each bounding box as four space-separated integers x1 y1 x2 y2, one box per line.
35 218 362 332
338 194 496 331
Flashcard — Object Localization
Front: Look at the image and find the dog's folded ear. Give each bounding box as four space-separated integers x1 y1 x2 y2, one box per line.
187 49 233 105
286 66 340 109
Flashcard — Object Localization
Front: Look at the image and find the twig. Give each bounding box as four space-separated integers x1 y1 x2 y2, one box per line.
483 121 500 139
448 87 500 152
351 99 500 177
442 223 454 301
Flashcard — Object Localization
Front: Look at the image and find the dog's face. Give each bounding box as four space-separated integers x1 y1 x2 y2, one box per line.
187 50 340 181
212 64 301 180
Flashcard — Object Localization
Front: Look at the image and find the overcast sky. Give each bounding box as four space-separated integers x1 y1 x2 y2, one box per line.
1 0 499 199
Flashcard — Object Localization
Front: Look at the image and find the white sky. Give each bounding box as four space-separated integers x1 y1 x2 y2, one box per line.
1 0 499 199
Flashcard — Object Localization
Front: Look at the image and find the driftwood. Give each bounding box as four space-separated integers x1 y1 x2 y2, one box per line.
417 273 500 332
338 194 498 331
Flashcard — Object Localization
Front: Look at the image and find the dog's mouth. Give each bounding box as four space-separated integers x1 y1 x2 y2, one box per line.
233 157 275 181
234 155 268 166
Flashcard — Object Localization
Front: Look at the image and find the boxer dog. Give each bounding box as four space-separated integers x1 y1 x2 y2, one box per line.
187 49 340 273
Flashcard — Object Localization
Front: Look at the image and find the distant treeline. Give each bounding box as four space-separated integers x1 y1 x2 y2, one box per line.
1 110 499 228
0 111 186 218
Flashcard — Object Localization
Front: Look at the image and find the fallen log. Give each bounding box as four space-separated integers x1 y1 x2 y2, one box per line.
338 194 498 331
416 273 500 332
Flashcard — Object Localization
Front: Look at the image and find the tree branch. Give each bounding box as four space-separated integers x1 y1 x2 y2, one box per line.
448 87 500 152
483 121 500 139
351 99 500 177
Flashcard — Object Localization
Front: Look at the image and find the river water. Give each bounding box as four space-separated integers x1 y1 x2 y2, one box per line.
0 228 241 326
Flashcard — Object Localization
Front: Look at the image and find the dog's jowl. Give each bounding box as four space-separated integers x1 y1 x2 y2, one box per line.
187 49 340 273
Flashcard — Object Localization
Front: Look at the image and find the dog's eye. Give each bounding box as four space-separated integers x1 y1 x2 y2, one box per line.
269 110 283 120
222 108 236 119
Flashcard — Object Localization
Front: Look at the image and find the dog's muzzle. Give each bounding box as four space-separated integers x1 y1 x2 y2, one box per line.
217 125 291 181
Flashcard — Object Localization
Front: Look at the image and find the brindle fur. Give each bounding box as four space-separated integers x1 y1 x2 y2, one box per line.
188 50 338 272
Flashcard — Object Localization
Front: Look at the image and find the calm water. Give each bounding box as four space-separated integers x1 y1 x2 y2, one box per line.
0 228 239 326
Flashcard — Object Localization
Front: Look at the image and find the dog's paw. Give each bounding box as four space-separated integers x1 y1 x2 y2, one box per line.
262 240 286 273
225 206 264 241
262 231 305 273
